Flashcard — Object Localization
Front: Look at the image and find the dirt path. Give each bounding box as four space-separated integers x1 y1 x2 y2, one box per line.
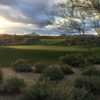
1 68 40 86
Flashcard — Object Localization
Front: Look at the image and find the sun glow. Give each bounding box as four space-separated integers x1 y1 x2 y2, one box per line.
0 16 33 34
0 16 11 33
0 16 17 33
0 16 13 28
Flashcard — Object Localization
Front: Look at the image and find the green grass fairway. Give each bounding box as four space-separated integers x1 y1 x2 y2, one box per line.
8 45 87 51
0 45 100 67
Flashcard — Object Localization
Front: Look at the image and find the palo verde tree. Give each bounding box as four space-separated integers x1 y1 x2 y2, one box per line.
57 0 100 35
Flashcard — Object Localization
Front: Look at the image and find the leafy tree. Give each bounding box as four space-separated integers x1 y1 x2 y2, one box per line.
57 0 100 35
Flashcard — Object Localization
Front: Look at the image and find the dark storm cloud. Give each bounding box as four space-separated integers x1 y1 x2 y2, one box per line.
0 0 56 27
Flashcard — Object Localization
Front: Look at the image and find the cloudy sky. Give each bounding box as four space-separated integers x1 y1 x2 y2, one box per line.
0 0 65 34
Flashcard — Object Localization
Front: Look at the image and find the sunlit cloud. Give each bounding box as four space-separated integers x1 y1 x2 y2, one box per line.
0 16 36 34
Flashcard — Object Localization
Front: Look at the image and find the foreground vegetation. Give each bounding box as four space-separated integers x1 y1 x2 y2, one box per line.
0 35 99 100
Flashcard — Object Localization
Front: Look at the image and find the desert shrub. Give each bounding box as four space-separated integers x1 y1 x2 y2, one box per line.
21 80 68 100
92 56 100 64
69 88 95 100
34 63 47 73
86 55 95 64
86 54 100 64
82 67 100 76
43 65 64 81
13 59 33 72
60 64 74 75
48 85 68 100
1 77 25 94
74 76 100 94
21 80 49 100
60 54 88 68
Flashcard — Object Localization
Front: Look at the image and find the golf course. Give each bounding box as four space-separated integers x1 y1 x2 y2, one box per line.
0 44 99 67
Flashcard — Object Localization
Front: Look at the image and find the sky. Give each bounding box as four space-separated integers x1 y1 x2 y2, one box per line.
0 0 65 35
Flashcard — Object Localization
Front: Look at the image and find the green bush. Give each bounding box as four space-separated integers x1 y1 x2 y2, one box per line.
48 85 68 100
69 88 95 100
92 56 100 64
86 54 100 64
34 63 47 73
43 65 64 81
21 80 49 100
74 76 100 94
21 80 68 100
60 54 88 68
82 67 100 76
2 77 25 94
13 59 33 72
60 64 74 75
